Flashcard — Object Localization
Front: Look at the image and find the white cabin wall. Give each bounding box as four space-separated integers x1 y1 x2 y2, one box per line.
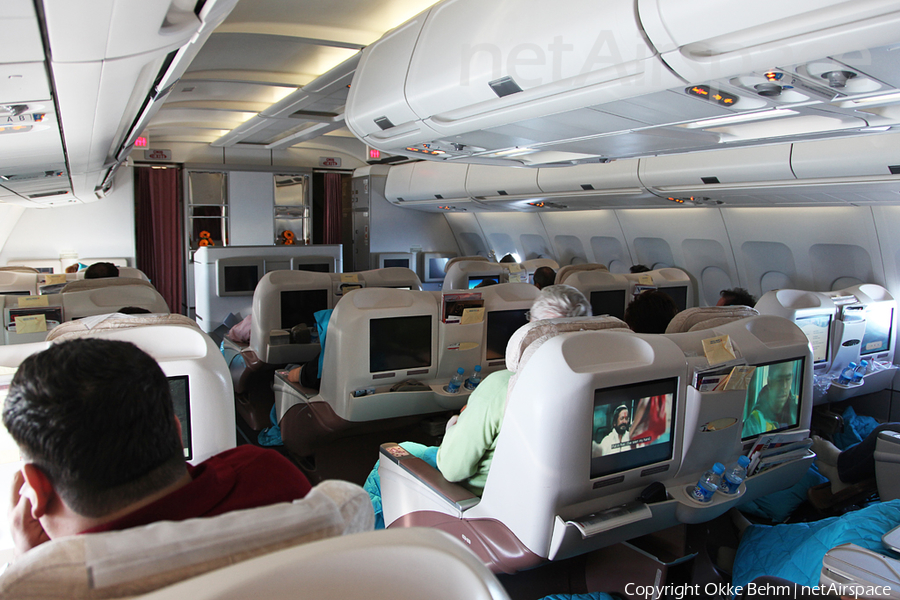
615 208 739 306
537 211 632 273
473 212 554 263
0 205 26 260
0 167 135 266
443 212 491 258
721 206 885 299
367 193 461 267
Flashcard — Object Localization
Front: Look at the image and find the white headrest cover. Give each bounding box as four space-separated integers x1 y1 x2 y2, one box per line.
0 480 373 599
664 306 759 334
505 315 630 373
61 278 156 294
47 314 199 342
555 263 609 284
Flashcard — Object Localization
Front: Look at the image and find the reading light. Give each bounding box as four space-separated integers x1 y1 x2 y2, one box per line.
821 70 856 89
681 109 798 129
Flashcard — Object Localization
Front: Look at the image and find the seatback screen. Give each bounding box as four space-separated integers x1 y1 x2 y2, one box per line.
383 258 410 269
861 304 894 356
741 356 804 440
223 265 259 293
428 257 450 281
168 375 191 460
590 378 677 480
468 276 500 289
294 263 330 273
590 289 626 320
280 289 329 330
660 286 687 312
486 309 529 360
795 315 831 363
369 315 432 373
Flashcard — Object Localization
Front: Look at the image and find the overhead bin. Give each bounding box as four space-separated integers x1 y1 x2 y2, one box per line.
346 0 900 166
537 161 643 195
466 165 540 198
639 145 796 192
791 131 900 179
385 161 470 203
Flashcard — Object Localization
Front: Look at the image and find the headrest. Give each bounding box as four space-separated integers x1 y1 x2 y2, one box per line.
47 314 198 342
506 315 630 373
0 266 39 273
444 256 488 274
664 306 759 334
555 263 609 284
0 480 373 599
61 277 156 294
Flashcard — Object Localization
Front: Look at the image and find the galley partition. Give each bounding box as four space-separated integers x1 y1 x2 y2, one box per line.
378 315 813 573
756 283 897 403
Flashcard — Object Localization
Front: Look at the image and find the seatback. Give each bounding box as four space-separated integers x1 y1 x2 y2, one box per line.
875 430 900 501
2 293 65 345
128 529 510 600
665 306 760 333
555 263 609 285
0 480 373 600
443 261 507 291
61 284 169 319
61 277 156 294
318 287 441 421
354 267 422 291
249 270 334 364
0 270 38 296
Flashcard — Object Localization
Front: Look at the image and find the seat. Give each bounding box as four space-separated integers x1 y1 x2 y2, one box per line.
46 313 200 343
555 263 609 285
443 261 507 291
664 306 759 333
444 256 489 273
60 277 156 294
60 284 169 319
0 270 39 296
129 528 511 600
0 266 39 273
0 480 373 600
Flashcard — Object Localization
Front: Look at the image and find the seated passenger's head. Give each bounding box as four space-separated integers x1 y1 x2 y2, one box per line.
499 254 517 264
624 290 678 334
717 287 756 307
84 262 119 279
529 285 592 321
630 264 651 274
3 339 186 534
533 266 556 290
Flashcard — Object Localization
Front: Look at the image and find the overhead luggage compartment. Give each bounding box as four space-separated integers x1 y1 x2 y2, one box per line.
385 161 470 204
466 165 540 198
346 0 900 167
791 131 900 179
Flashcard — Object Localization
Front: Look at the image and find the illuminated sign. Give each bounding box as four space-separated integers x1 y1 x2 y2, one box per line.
686 85 738 107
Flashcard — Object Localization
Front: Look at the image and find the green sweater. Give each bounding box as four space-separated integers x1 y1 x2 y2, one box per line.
436 369 511 495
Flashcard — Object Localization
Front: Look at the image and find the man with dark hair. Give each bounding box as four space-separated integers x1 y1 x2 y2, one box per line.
624 289 679 334
630 264 651 274
83 262 119 279
717 287 757 307
498 254 517 264
532 266 556 290
594 404 632 456
4 339 311 557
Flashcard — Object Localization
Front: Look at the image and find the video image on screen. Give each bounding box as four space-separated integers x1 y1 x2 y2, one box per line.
370 315 432 373
795 315 831 364
741 357 804 440
223 265 259 293
861 304 894 356
486 309 529 360
590 289 626 320
590 378 676 480
468 276 500 289
168 376 191 460
280 289 329 330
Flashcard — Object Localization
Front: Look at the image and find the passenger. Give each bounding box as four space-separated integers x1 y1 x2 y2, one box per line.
438 284 592 491
3 339 311 558
623 289 678 334
630 264 651 273
594 404 631 455
718 287 757 307
812 425 900 492
83 261 119 279
532 266 556 290
365 285 591 525
742 362 799 438
498 254 517 264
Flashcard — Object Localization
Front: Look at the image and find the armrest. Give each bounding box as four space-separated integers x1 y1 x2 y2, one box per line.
380 443 479 511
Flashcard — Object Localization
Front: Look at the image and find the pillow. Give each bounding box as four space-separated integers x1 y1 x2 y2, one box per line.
833 406 881 450
739 463 829 523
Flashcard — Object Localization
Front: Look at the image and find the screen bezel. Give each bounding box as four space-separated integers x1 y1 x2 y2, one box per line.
424 255 451 283
369 314 433 373
216 259 264 297
590 377 678 480
740 355 805 441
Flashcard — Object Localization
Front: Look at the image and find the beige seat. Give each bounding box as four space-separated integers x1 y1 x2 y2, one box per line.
0 480 372 600
61 277 156 294
47 313 200 342
664 306 759 333
131 528 511 600
0 266 39 273
444 256 488 274
555 263 609 285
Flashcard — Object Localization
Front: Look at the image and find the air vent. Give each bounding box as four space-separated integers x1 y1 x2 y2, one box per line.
434 194 443 199
1 170 64 182
375 116 395 131
593 475 625 489
497 190 508 196
890 165 900 175
581 184 595 190
488 76 523 98
291 110 340 119
28 190 69 199
701 177 720 184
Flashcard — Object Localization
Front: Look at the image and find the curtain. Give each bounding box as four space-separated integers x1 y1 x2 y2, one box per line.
323 172 342 244
134 167 183 314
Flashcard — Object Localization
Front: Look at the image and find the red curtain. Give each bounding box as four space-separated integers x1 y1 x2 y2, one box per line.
135 167 183 314
323 172 342 245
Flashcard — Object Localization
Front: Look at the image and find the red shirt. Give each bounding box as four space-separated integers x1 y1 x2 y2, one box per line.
82 445 311 534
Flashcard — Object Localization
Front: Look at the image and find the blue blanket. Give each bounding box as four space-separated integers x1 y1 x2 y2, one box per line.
732 500 900 589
